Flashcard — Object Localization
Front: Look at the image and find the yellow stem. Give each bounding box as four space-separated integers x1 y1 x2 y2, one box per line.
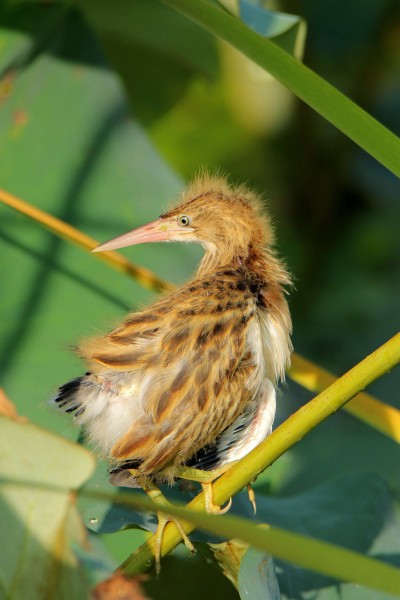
0 188 173 294
121 332 400 575
288 354 400 442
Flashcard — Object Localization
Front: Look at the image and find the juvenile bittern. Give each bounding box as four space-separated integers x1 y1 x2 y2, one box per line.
55 176 292 570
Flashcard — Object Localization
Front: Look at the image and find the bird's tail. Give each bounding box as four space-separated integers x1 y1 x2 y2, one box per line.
53 376 86 416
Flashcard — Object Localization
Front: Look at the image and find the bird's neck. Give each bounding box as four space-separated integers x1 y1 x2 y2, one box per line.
196 243 289 287
196 242 293 383
197 247 236 277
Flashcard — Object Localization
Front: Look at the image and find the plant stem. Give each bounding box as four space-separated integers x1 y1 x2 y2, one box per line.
0 188 173 293
288 354 400 441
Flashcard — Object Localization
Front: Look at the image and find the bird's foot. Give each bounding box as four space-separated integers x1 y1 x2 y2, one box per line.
175 465 224 483
174 465 255 515
153 511 195 575
201 481 232 515
174 465 233 515
140 479 195 573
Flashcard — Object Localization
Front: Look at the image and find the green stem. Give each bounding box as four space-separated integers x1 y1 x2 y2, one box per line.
161 0 400 177
83 488 400 596
120 332 400 575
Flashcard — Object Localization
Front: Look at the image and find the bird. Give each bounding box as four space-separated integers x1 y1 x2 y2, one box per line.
54 175 292 570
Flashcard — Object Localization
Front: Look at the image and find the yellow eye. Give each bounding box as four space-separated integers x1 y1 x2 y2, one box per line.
178 215 191 227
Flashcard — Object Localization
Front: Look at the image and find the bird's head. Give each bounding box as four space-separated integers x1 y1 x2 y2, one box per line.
93 176 275 266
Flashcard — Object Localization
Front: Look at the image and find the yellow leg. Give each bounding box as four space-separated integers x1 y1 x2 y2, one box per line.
174 465 227 483
140 479 195 574
201 481 232 514
173 465 232 515
175 464 256 515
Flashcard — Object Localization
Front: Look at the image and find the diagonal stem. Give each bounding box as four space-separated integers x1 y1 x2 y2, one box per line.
0 188 173 294
120 332 400 575
288 354 400 441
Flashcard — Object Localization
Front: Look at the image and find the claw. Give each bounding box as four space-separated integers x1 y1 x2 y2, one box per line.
202 482 232 515
154 512 195 575
215 496 232 515
142 480 195 572
247 483 257 515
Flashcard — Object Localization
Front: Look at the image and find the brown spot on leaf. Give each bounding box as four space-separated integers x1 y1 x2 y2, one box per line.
13 109 28 126
0 72 14 105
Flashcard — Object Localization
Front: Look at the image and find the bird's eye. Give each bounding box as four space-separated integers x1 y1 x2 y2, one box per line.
178 215 191 227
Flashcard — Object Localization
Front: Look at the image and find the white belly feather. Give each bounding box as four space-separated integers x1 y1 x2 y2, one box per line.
74 373 143 455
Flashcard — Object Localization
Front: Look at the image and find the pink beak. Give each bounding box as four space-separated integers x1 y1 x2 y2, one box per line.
92 217 193 253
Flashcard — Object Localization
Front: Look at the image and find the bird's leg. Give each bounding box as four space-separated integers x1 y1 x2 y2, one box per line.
176 465 257 514
175 466 232 515
201 481 232 515
137 477 195 574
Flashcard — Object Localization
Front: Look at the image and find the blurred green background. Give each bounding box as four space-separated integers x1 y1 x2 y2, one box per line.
0 1 399 598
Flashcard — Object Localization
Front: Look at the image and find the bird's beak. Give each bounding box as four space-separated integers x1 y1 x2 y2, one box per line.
92 217 193 253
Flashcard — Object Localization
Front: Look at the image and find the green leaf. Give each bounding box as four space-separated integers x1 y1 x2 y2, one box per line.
1 3 399 595
82 471 390 548
80 469 396 596
0 416 95 600
79 487 400 596
78 461 156 536
75 531 118 588
79 0 218 124
80 0 217 76
0 4 200 434
236 474 391 553
224 0 305 57
238 547 280 600
161 0 400 176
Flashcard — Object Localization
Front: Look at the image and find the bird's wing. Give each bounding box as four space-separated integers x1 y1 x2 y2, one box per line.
79 277 265 472
186 378 276 471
